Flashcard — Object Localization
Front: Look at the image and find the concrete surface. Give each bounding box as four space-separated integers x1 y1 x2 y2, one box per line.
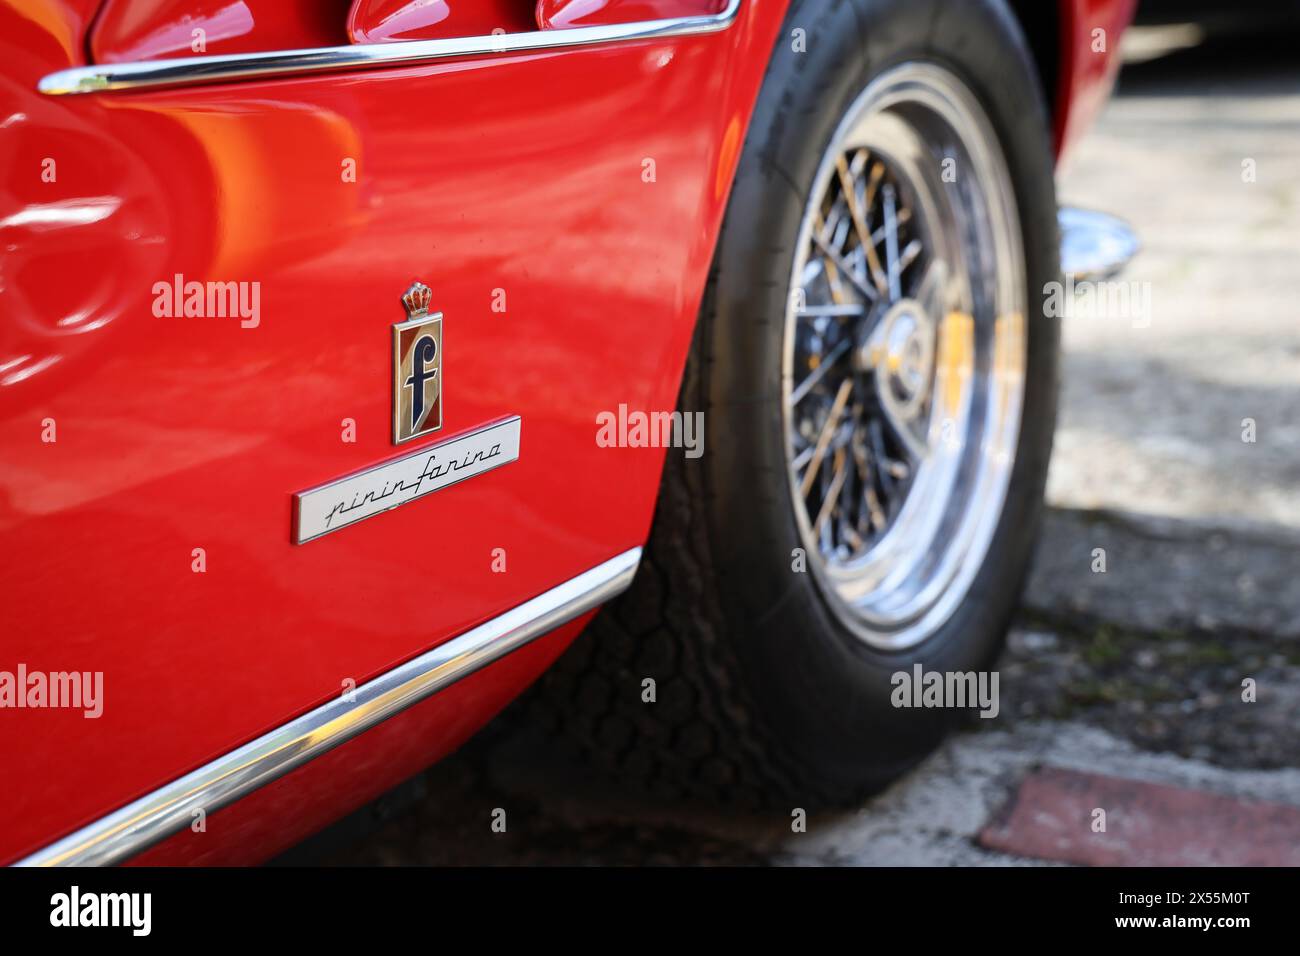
1051 25 1300 529
318 24 1300 867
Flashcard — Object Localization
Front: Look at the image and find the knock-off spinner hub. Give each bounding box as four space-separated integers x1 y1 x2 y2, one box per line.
856 297 935 417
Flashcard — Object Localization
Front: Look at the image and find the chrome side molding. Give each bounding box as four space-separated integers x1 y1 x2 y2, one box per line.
38 0 742 96
1059 206 1140 281
15 548 641 866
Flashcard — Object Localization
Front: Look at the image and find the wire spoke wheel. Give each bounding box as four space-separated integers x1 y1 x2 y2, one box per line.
782 62 1028 651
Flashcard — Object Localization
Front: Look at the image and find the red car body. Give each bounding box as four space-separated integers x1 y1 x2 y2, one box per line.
0 0 1134 866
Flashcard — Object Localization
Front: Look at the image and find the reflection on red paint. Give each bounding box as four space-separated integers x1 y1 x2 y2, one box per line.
537 0 726 31
91 0 350 63
347 0 535 43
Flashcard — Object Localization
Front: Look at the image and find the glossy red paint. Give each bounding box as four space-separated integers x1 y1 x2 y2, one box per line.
1054 0 1137 160
0 0 101 68
537 0 726 31
347 0 535 44
0 0 787 866
90 0 352 63
0 0 1128 867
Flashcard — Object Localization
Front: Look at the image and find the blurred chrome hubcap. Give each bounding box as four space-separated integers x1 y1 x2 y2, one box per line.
782 63 1028 651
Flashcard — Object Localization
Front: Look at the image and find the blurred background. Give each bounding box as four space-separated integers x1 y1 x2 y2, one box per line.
294 4 1300 866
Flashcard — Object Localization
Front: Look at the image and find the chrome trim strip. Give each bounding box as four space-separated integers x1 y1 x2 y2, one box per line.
38 0 742 96
1059 206 1141 281
15 548 641 866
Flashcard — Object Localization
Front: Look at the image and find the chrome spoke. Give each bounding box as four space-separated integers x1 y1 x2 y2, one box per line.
813 448 849 537
878 388 929 463
789 337 852 407
791 444 815 472
799 378 854 498
898 238 924 276
811 232 879 304
883 183 903 302
870 417 909 487
798 303 867 318
836 154 889 296
870 206 911 245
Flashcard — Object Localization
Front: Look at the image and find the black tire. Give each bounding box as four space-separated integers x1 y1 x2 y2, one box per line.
534 0 1060 806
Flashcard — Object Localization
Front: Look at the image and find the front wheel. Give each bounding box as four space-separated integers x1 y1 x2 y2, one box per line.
537 0 1060 806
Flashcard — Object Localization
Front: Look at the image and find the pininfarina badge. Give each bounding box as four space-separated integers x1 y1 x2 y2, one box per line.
293 416 521 544
393 281 442 444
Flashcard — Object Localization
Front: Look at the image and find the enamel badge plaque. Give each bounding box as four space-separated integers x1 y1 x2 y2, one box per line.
393 281 442 445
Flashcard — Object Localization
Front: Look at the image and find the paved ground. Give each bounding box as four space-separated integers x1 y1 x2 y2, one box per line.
318 24 1300 866
1052 23 1300 531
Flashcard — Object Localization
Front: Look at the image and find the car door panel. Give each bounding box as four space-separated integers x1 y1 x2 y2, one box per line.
0 0 786 863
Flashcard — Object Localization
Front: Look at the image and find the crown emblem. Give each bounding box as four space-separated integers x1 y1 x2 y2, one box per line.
401 281 432 319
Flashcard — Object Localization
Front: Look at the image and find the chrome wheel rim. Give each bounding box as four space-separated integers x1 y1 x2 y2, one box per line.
782 62 1027 651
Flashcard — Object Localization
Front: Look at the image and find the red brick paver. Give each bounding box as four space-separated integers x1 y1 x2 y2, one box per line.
978 766 1300 866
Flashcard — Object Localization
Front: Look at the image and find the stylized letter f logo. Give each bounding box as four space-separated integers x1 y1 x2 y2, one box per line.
404 334 438 433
